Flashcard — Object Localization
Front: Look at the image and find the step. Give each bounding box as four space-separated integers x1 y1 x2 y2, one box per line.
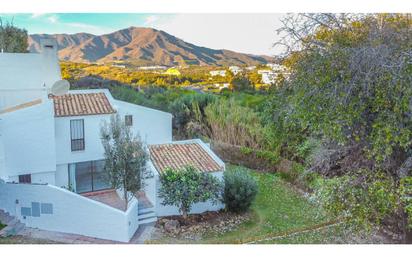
5 217 18 227
0 211 8 220
2 215 14 225
13 222 25 234
0 221 25 237
138 211 156 220
138 216 157 225
138 207 155 215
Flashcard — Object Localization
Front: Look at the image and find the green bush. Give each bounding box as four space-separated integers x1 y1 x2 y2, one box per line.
158 166 222 218
312 170 399 230
400 176 412 229
223 167 258 213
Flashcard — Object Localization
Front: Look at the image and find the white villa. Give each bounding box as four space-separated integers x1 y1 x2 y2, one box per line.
0 40 225 242
209 70 226 77
257 69 277 84
228 66 242 75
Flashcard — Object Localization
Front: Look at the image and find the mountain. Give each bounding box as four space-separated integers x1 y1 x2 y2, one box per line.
28 27 273 66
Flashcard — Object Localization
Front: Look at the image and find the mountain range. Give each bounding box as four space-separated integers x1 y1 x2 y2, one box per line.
28 27 273 66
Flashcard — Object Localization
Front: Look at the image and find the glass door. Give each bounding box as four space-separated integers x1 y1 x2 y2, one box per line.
68 160 111 193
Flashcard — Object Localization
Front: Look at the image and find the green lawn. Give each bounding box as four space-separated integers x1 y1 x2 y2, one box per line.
152 166 342 244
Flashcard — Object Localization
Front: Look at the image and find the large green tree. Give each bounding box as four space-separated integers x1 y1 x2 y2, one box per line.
0 18 28 53
267 13 412 237
272 14 412 174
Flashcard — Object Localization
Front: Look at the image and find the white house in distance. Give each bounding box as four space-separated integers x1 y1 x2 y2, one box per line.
209 70 226 77
258 69 277 84
0 39 225 242
228 66 242 75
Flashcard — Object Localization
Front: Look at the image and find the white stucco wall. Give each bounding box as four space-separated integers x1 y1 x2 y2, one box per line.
0 135 6 180
0 182 139 242
0 41 61 111
0 100 56 181
8 171 56 185
55 113 112 165
54 89 173 188
112 99 173 145
55 164 69 188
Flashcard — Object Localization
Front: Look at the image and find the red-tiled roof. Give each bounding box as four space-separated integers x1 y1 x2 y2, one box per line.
149 143 223 173
52 93 116 117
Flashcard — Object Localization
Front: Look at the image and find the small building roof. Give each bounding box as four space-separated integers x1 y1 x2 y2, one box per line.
149 142 223 173
52 92 116 117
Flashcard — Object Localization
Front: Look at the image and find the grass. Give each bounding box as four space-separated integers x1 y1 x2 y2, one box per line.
151 165 343 244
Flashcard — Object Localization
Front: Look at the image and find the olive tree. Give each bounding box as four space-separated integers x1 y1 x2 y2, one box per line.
100 114 150 210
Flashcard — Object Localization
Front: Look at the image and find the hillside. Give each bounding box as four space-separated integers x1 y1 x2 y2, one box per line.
28 27 273 66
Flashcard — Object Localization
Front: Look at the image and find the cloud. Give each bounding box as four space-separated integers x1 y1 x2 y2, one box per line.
151 14 286 55
144 15 159 25
30 13 46 19
64 22 109 34
47 15 59 24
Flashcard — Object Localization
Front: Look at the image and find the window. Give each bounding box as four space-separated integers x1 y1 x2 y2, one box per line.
70 119 85 151
19 174 31 184
68 160 110 193
125 115 133 126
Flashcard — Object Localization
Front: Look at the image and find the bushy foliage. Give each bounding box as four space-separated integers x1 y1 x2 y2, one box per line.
223 167 258 213
400 177 412 229
230 76 254 92
169 93 216 138
276 14 412 164
205 98 269 149
312 170 399 230
158 166 222 218
0 19 28 53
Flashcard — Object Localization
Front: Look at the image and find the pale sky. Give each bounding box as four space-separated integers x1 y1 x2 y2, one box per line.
0 13 286 56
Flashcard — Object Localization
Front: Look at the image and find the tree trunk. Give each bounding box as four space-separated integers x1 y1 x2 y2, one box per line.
123 180 128 211
396 156 412 179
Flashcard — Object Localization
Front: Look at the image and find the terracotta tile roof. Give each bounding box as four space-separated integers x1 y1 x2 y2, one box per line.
149 143 223 173
52 93 116 117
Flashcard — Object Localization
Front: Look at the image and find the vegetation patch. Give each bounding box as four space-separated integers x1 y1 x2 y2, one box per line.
151 166 331 243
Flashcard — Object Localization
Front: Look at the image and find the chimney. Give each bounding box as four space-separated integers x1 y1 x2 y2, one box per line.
39 38 58 56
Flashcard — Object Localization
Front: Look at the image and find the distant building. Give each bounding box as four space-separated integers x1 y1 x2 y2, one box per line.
229 66 242 75
138 65 168 70
164 68 181 76
209 70 226 77
258 70 277 84
111 64 126 68
214 83 230 89
266 63 288 72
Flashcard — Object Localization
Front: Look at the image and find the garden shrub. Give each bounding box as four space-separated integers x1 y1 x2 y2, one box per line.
158 166 222 218
223 167 258 213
